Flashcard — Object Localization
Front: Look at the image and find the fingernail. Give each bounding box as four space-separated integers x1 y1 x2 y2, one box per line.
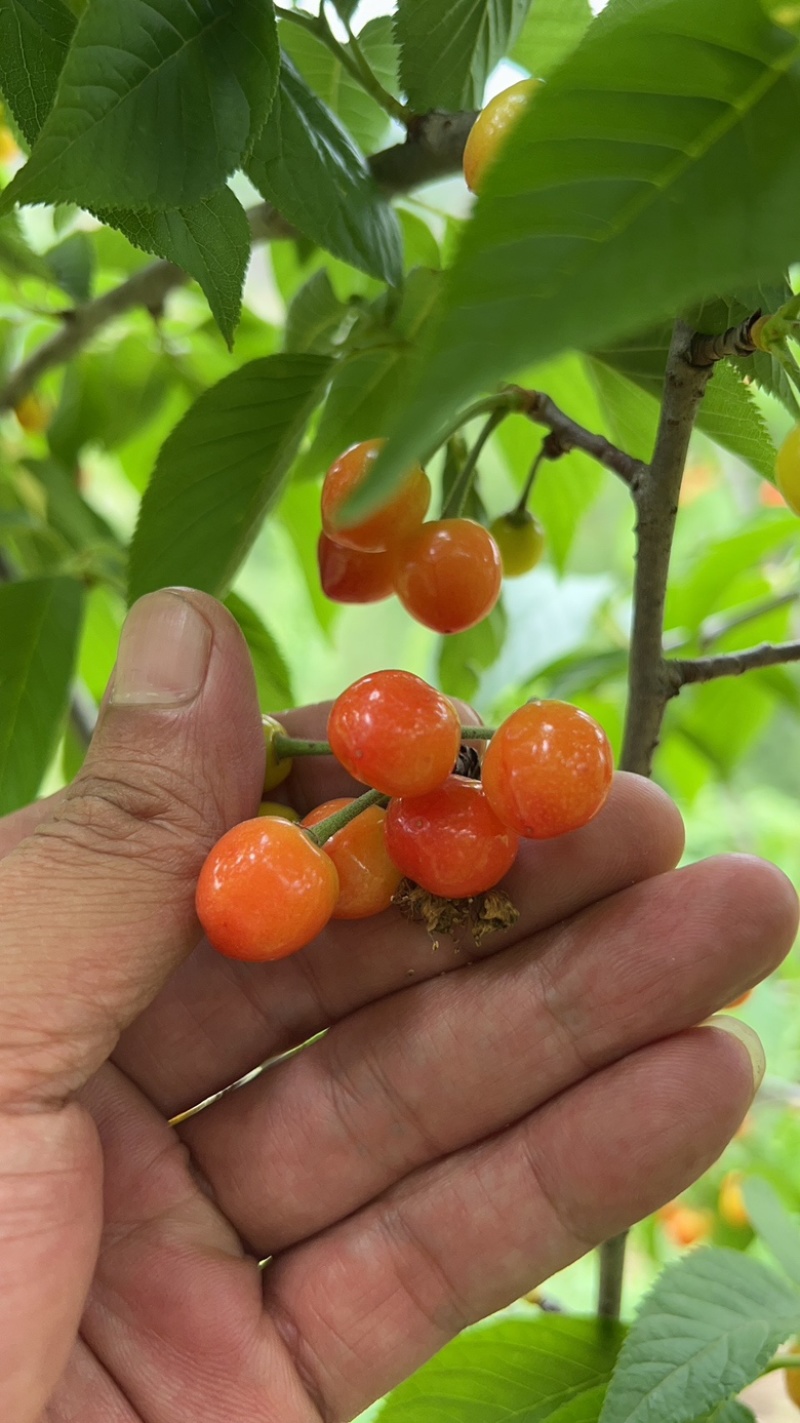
111 591 212 707
700 1015 766 1093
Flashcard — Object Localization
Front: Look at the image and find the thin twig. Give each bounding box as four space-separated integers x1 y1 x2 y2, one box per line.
690 313 760 367
0 114 478 413
696 590 799 651
513 388 647 491
668 640 800 690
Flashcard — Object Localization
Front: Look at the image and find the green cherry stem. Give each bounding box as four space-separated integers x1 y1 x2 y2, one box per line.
274 727 497 763
274 736 332 759
305 788 389 846
441 407 508 520
514 443 548 516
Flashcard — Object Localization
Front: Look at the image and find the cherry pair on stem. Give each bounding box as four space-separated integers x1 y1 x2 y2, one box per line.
0 589 790 1423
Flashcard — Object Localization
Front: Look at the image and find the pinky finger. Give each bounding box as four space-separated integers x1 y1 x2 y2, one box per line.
264 1022 760 1421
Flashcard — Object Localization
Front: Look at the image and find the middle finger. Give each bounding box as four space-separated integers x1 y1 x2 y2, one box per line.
179 853 795 1257
114 772 684 1115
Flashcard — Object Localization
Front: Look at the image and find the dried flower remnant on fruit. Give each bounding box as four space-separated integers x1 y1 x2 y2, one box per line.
393 879 519 946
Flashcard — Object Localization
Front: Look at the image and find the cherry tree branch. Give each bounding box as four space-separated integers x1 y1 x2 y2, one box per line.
514 387 647 491
690 312 760 366
618 320 714 778
667 640 800 689
0 113 477 414
598 319 714 1324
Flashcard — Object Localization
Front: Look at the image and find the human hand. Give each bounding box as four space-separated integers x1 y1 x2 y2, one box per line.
0 590 795 1423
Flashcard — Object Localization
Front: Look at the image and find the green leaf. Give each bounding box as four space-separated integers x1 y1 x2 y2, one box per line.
0 0 76 146
100 188 252 348
395 0 531 110
743 1177 800 1289
0 575 84 813
584 359 658 465
23 457 124 587
375 0 800 499
438 597 507 702
284 269 352 355
48 334 173 463
510 0 593 78
280 16 396 153
379 1315 625 1421
330 0 359 20
697 1405 756 1423
129 353 331 602
598 1247 800 1423
548 1385 611 1422
0 0 279 214
298 268 441 477
247 56 402 286
44 230 93 301
224 591 294 710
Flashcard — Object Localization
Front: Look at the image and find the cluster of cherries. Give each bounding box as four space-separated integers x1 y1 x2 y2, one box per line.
195 669 614 963
317 438 546 632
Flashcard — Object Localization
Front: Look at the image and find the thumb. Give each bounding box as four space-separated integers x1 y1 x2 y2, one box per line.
0 587 264 1107
0 589 263 1420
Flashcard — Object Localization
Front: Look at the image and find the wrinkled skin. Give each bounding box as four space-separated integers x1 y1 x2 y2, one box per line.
0 590 795 1423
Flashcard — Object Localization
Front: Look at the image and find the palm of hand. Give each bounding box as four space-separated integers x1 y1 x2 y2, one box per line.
0 596 791 1423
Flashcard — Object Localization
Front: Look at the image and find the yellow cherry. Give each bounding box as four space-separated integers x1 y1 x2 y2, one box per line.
463 78 540 194
490 510 545 577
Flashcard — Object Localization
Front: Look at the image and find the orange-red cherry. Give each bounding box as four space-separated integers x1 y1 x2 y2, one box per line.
317 532 395 604
303 798 402 919
322 439 431 552
328 669 461 797
385 776 519 898
393 519 502 634
196 818 339 962
482 701 613 839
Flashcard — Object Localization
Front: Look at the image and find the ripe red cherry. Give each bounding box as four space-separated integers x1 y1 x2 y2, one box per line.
317 532 395 604
385 776 519 898
481 701 613 839
322 439 431 552
328 669 461 797
196 818 339 961
302 798 402 919
393 519 502 634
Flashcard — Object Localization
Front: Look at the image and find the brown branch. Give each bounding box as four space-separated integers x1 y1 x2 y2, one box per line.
599 319 714 1324
512 387 647 491
668 640 800 690
619 320 714 776
690 312 760 367
0 112 477 414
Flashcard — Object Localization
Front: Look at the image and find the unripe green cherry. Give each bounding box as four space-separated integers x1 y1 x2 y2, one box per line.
262 715 292 792
490 511 545 577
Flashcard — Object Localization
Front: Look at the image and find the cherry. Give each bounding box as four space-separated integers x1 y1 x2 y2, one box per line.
393 519 502 634
463 78 540 194
262 714 291 792
481 700 613 839
258 801 300 821
14 392 50 434
490 511 545 577
328 669 461 797
196 817 339 962
322 439 431 552
657 1202 713 1249
385 776 519 898
317 531 395 604
303 798 402 919
717 1171 749 1230
776 425 800 515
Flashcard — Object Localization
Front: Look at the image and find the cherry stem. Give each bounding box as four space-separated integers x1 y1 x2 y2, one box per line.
441 407 508 519
274 727 496 763
305 788 389 846
274 736 332 759
514 443 547 515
